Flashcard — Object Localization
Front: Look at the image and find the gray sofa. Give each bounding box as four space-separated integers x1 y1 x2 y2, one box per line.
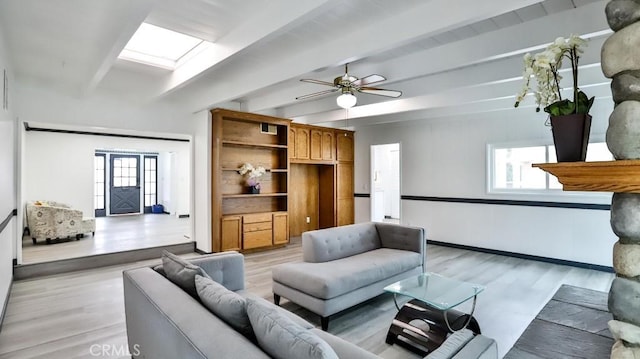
123 251 380 359
272 222 426 330
123 251 497 359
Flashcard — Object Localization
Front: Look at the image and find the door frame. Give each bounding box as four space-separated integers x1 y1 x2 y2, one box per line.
370 143 401 223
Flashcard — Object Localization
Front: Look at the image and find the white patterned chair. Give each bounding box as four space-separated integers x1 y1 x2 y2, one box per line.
26 201 96 244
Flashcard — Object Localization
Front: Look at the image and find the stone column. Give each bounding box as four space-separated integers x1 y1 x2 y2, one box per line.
602 1 640 358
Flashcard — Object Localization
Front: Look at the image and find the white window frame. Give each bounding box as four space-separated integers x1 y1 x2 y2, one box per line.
487 137 612 200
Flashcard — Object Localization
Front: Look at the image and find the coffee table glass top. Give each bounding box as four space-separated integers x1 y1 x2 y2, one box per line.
384 272 484 311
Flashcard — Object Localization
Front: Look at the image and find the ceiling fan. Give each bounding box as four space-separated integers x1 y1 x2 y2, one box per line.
295 64 402 109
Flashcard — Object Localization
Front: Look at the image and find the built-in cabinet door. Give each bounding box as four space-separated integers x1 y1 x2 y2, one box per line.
322 131 335 161
221 216 242 251
336 131 354 161
289 128 297 159
336 163 354 226
273 212 289 245
310 130 322 160
296 128 310 160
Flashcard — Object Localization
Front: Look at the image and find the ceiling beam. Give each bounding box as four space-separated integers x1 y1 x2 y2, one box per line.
180 0 545 113
246 0 610 115
155 0 333 97
82 0 156 95
292 62 610 125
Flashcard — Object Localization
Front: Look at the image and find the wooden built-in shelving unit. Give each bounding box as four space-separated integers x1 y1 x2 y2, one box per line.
533 160 640 193
210 109 356 252
211 108 291 252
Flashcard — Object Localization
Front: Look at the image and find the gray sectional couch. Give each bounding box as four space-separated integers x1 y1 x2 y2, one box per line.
123 248 497 359
272 222 426 330
123 251 380 359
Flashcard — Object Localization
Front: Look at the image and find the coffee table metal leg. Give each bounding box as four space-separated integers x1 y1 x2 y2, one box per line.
443 294 478 333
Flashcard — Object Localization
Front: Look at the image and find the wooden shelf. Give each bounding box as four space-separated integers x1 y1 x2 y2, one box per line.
533 160 640 193
221 168 288 172
222 193 288 199
222 140 287 149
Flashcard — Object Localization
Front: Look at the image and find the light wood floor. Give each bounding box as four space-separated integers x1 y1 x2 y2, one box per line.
0 239 614 359
21 214 191 264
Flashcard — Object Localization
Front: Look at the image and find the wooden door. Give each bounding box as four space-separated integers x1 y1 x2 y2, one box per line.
289 128 297 159
336 163 354 226
221 216 242 251
337 131 354 161
296 128 310 160
322 131 335 161
310 130 322 160
273 212 289 245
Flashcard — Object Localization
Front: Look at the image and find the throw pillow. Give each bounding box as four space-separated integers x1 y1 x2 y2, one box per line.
246 298 338 359
161 250 211 297
195 275 254 339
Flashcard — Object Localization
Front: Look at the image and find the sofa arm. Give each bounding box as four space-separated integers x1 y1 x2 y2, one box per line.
424 329 498 359
375 222 425 268
187 252 245 291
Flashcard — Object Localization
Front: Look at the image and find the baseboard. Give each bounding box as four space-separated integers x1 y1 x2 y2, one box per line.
0 278 13 333
14 242 196 280
178 214 190 219
195 248 211 255
427 240 614 273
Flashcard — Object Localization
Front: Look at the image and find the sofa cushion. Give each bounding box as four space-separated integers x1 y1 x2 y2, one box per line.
247 298 338 359
162 250 211 297
195 275 254 339
273 248 422 299
302 223 381 262
241 292 315 330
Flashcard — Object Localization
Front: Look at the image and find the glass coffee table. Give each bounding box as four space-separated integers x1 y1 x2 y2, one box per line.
384 272 485 355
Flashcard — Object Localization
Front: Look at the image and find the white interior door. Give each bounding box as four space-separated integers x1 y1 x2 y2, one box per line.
371 143 401 222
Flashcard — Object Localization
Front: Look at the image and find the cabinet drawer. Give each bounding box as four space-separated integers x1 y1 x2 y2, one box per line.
243 213 272 223
243 221 272 233
243 230 272 249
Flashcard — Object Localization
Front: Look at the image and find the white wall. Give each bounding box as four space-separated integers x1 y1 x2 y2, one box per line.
23 130 190 221
192 110 211 251
0 24 16 323
353 98 617 267
14 82 210 252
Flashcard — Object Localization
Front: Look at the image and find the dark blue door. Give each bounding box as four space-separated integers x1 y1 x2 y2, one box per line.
110 155 141 215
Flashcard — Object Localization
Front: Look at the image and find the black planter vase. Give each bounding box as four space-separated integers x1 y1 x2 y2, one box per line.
249 185 260 194
550 113 592 162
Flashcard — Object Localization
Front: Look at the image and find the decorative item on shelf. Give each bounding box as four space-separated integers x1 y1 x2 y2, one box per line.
515 35 595 162
238 162 266 194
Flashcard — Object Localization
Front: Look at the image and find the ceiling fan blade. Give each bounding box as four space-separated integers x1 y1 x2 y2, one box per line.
295 88 339 100
359 87 402 98
300 79 336 87
351 74 386 87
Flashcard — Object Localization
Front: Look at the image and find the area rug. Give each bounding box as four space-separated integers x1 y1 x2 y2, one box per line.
505 284 613 359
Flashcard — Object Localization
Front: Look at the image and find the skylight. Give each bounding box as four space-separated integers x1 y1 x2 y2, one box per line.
119 23 206 70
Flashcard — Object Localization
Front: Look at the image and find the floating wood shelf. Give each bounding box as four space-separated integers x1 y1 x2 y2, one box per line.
221 168 288 172
533 160 640 193
222 193 288 199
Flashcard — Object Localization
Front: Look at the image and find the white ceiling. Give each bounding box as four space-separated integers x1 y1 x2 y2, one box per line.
0 0 612 127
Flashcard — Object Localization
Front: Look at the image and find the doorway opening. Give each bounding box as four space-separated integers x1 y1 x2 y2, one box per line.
370 143 400 223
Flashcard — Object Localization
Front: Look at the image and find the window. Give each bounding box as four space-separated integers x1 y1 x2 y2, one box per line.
489 141 613 192
94 154 106 216
112 157 138 187
144 156 157 209
118 23 210 70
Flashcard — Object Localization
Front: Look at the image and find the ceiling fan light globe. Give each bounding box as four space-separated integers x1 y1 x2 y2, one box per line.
337 93 357 109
